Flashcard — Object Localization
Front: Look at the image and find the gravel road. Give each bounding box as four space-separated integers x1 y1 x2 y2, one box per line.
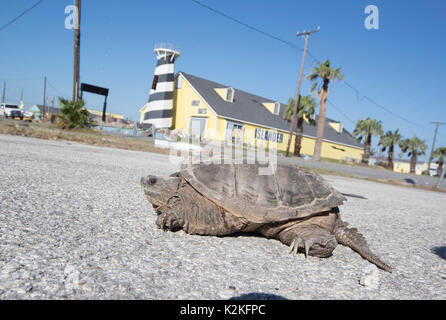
0 134 445 299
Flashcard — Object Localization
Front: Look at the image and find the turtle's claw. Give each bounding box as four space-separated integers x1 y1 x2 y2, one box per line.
289 237 305 256
304 240 310 258
289 234 337 258
156 212 183 232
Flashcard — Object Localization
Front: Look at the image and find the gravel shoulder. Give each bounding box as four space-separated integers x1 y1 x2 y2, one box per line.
0 134 445 299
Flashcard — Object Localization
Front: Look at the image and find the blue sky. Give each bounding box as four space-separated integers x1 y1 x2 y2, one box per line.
1 0 445 160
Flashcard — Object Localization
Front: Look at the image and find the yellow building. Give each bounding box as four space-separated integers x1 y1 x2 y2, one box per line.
393 160 428 175
87 109 124 121
142 71 364 160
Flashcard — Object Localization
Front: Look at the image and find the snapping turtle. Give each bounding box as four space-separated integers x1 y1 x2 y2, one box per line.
141 163 392 272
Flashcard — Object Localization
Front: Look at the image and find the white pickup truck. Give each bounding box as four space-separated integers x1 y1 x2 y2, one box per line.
0 103 23 119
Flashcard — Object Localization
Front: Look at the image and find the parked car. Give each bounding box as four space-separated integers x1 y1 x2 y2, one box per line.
0 103 23 119
22 110 34 122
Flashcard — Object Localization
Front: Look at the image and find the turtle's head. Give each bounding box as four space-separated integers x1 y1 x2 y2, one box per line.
140 175 179 208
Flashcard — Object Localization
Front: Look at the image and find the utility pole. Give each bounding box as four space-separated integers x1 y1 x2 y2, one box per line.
19 88 24 111
436 164 446 189
427 121 446 175
286 27 320 157
72 0 81 101
43 76 47 116
2 82 5 103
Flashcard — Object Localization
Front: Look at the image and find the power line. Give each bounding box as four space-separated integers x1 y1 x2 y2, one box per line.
303 51 434 131
326 99 356 125
191 0 302 53
47 80 69 97
4 97 38 106
0 77 68 96
0 0 44 33
0 76 43 81
190 0 443 135
343 80 431 131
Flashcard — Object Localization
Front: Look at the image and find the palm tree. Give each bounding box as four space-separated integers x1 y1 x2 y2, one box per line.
353 117 383 165
58 97 91 129
433 147 446 176
378 129 402 170
284 95 317 157
399 136 427 173
306 59 343 161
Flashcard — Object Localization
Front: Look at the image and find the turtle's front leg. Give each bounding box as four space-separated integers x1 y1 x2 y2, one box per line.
279 212 338 258
286 228 337 258
155 185 247 236
156 196 184 232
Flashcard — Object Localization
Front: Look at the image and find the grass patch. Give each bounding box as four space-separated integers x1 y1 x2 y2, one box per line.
0 119 170 155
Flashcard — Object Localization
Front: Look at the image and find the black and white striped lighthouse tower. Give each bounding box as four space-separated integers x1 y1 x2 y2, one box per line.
141 43 180 129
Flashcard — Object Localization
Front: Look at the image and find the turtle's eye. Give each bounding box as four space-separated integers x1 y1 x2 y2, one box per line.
149 177 157 185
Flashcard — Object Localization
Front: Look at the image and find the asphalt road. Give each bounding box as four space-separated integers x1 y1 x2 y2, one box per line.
0 134 445 299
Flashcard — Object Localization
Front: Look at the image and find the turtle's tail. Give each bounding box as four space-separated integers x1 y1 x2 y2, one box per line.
334 220 393 272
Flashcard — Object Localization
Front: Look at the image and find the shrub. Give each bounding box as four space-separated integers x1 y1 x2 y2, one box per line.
57 98 91 129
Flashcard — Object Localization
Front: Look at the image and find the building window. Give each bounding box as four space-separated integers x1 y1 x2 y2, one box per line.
274 102 280 115
151 75 159 90
226 88 234 102
191 100 200 106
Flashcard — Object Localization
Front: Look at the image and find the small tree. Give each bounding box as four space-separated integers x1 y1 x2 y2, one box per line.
57 98 91 129
399 136 427 173
378 129 402 170
284 95 317 157
353 117 383 165
433 147 446 176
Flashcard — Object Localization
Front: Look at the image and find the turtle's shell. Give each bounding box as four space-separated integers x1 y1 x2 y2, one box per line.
181 163 346 223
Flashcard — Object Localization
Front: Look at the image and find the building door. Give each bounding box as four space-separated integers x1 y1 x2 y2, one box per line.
189 117 207 141
226 120 244 144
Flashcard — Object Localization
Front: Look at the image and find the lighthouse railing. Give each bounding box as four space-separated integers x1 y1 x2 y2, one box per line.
154 43 180 53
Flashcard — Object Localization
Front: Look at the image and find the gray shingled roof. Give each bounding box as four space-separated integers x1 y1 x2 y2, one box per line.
180 72 363 149
34 104 60 115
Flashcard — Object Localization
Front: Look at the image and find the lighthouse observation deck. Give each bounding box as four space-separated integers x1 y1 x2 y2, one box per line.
154 43 180 58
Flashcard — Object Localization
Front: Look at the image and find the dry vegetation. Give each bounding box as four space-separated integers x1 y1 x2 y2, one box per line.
0 119 170 155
